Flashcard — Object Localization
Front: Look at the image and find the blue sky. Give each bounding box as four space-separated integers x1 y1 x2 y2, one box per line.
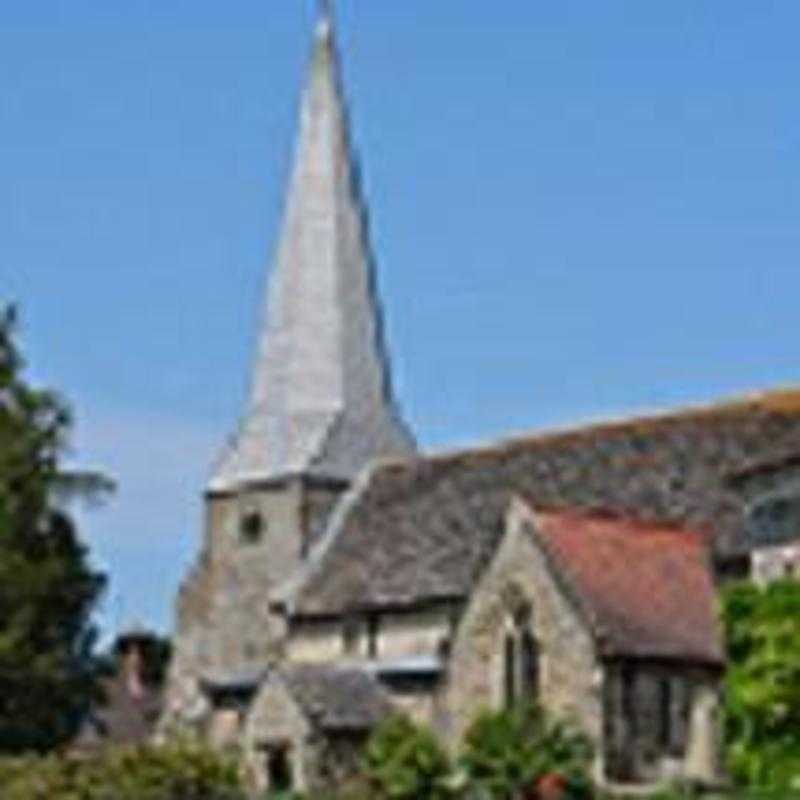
3 2 799 638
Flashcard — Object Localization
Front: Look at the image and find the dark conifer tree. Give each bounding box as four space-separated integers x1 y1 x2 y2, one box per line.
0 306 107 752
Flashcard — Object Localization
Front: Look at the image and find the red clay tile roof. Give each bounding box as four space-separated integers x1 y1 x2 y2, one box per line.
528 506 725 665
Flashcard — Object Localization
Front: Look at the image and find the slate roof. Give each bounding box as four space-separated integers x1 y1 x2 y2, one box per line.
279 664 393 732
289 390 800 616
528 507 724 665
209 7 414 492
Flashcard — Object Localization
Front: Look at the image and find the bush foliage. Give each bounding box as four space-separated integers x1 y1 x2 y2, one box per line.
0 741 245 800
460 702 592 800
721 580 800 792
363 714 456 800
358 705 592 800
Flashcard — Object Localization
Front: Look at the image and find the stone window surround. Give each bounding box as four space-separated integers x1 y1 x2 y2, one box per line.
500 594 540 709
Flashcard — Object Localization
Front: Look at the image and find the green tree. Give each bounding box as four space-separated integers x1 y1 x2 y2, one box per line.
0 305 107 752
722 580 800 790
460 703 592 800
363 714 456 800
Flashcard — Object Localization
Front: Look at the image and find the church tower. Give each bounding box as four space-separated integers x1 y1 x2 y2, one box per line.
162 5 415 729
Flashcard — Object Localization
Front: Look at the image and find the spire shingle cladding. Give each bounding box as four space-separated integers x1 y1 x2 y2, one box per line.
210 14 415 492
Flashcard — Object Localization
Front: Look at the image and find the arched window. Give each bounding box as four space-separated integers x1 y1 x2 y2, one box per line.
502 597 540 708
520 629 540 701
504 635 517 709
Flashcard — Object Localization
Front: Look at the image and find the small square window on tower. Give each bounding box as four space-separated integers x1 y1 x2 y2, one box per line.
240 510 265 544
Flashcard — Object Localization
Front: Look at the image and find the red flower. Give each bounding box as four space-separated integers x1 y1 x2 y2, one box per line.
536 772 568 800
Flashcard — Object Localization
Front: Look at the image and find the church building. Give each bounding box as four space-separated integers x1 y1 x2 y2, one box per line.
161 7 800 794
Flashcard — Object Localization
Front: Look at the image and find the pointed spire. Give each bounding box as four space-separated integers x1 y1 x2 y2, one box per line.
209 8 415 492
316 0 333 33
312 0 336 53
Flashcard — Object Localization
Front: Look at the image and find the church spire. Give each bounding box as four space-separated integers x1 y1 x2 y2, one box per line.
209 9 415 492
317 0 333 30
312 0 334 49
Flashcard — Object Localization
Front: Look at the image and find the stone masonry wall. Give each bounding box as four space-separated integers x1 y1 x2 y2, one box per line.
242 677 367 795
285 609 453 736
288 619 343 663
446 501 602 751
243 679 312 794
163 478 323 731
205 482 303 670
288 608 452 664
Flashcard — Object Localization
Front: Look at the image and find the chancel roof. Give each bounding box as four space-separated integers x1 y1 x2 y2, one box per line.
210 9 414 492
287 390 800 617
528 506 724 665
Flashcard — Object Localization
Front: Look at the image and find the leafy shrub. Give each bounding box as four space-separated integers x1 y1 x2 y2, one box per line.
459 702 592 800
0 740 245 800
722 580 800 791
363 714 457 800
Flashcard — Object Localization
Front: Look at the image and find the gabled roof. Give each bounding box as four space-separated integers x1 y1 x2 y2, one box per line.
526 506 724 665
278 664 393 732
209 8 414 492
288 390 800 616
